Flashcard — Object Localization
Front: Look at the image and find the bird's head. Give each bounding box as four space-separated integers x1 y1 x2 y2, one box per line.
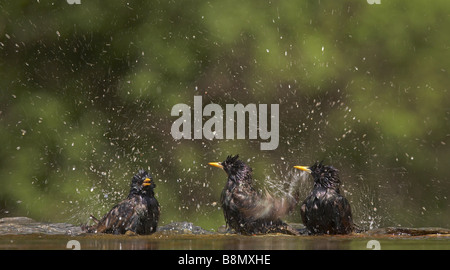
208 155 252 182
294 161 341 190
130 169 155 195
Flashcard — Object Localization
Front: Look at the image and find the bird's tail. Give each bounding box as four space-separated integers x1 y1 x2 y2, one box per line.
89 215 100 224
80 215 101 233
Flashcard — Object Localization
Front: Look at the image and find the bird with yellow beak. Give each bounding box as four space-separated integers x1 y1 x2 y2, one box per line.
209 155 298 235
294 161 353 234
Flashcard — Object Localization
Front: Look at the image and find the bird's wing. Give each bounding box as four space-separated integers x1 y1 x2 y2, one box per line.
300 199 308 225
94 198 137 233
332 195 353 232
225 185 259 219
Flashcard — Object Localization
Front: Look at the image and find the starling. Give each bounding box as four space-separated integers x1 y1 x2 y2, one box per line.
209 155 298 235
84 169 160 235
294 161 353 234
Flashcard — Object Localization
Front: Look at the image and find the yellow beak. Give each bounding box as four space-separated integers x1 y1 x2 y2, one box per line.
208 162 224 169
143 177 152 186
293 166 312 173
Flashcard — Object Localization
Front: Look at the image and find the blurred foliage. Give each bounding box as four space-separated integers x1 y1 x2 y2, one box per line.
0 0 449 230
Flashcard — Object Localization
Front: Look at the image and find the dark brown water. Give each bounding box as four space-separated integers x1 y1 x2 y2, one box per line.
0 217 448 250
1 233 449 250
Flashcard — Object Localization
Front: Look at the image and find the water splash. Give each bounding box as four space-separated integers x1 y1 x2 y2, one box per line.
246 165 312 222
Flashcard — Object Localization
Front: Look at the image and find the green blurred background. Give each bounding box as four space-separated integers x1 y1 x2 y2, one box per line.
0 0 448 231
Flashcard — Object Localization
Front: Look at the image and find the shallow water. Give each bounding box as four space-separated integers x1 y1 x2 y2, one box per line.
1 233 449 250
0 217 448 250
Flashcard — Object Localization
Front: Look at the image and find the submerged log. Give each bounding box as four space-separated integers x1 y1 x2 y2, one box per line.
0 217 83 236
366 227 450 236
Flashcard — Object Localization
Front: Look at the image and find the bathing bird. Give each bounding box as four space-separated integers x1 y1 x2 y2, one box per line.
209 155 298 235
294 161 353 234
83 169 160 235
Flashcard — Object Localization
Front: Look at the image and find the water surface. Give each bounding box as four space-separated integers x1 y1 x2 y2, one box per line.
1 233 448 250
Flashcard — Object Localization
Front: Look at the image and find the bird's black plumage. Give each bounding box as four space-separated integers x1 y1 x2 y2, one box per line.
84 170 160 235
210 155 298 235
295 161 353 235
